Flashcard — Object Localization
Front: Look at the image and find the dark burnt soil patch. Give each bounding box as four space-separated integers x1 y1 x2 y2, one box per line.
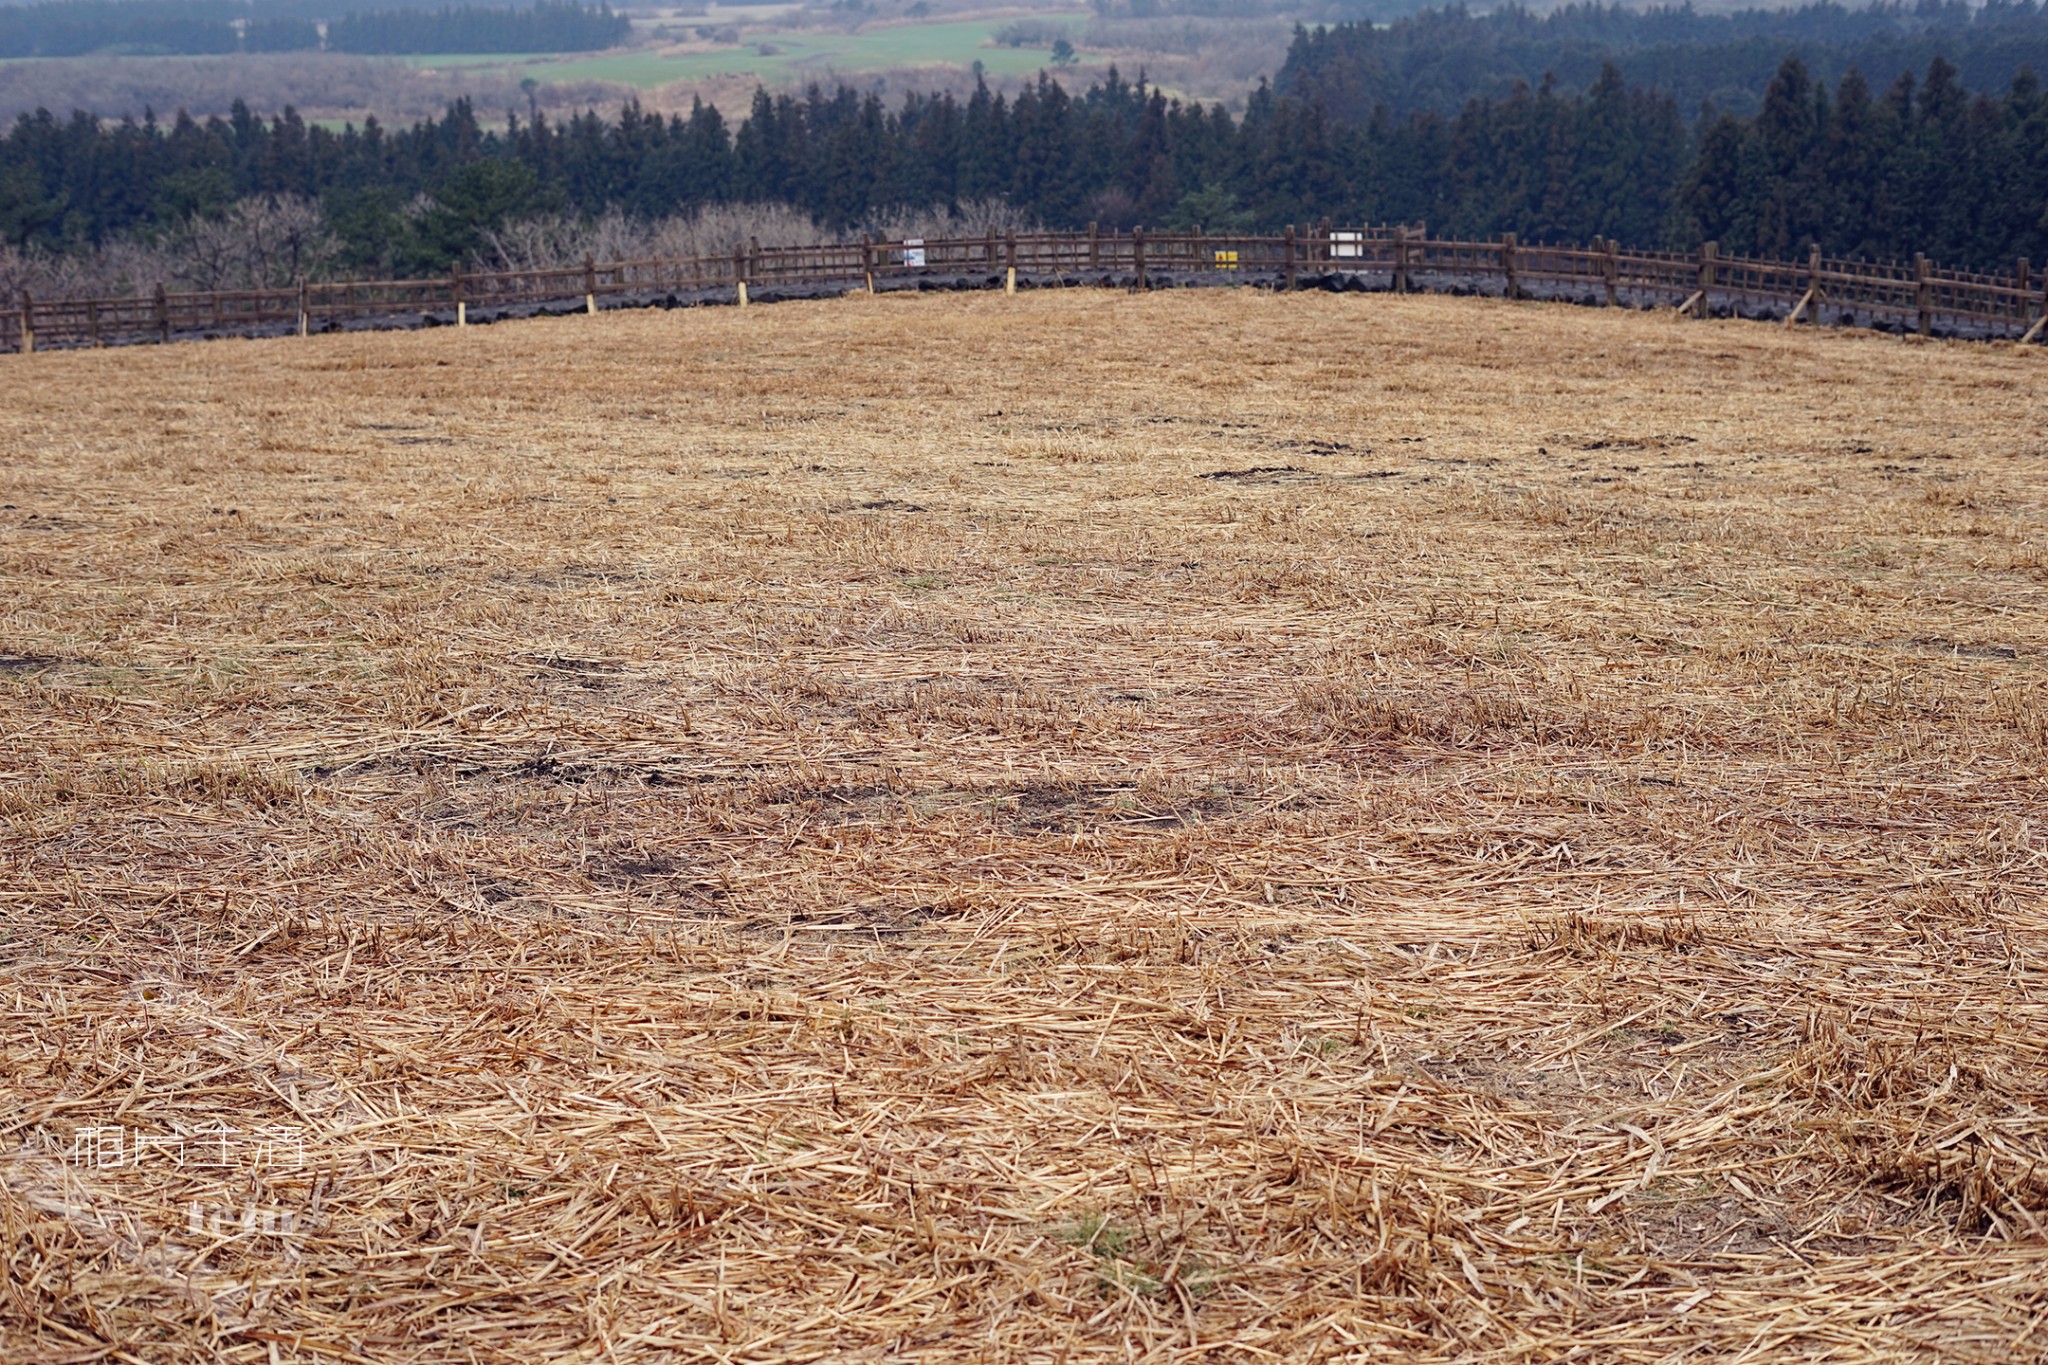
1197 466 1309 482
785 899 946 939
988 781 1250 835
591 854 731 909
742 776 1262 836
1900 636 2020 659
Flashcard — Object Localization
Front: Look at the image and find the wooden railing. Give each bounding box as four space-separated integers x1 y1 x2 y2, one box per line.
6 225 2045 353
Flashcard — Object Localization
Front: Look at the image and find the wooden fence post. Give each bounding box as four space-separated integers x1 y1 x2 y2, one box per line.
1317 217 1332 268
1393 226 1409 294
87 298 101 347
1501 232 1518 300
17 290 31 354
298 278 310 337
734 245 748 306
2018 258 2031 326
1915 253 1931 336
1283 225 1296 291
1087 221 1100 270
1802 244 1823 325
1133 227 1147 290
862 236 875 294
584 254 598 315
1604 238 1619 307
155 283 169 343
1682 241 1717 317
452 265 466 328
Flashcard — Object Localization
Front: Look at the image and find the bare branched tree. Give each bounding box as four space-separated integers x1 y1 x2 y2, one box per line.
476 213 598 272
481 208 658 271
156 194 339 291
642 203 822 260
475 199 1038 275
5 240 171 301
0 244 61 302
860 196 1040 243
160 214 245 292
9 196 1041 304
245 195 335 285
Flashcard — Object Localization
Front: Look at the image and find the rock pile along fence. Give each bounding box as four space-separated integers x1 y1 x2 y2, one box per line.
6 224 2047 354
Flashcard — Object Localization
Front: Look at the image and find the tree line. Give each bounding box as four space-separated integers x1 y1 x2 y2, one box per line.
326 3 628 54
1280 1 2048 119
3 55 2044 277
0 0 627 58
0 0 242 57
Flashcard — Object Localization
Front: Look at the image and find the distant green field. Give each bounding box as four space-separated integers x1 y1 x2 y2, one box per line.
385 51 552 67
636 2 803 22
393 52 554 67
396 15 1088 88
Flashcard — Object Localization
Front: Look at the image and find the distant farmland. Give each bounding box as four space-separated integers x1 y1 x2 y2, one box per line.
2 290 2045 1360
0 10 1094 125
396 14 1086 86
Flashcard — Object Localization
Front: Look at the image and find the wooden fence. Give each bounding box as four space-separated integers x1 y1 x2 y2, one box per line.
5 224 2045 354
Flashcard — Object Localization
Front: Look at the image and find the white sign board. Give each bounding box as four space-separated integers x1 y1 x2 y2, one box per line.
903 238 927 268
1332 231 1365 260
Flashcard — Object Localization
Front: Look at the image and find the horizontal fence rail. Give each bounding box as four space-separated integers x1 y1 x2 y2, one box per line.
5 226 2045 354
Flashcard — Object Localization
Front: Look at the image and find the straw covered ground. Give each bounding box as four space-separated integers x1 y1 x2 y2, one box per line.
1 289 2045 1362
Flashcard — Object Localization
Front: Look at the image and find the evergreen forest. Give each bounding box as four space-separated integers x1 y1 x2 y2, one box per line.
0 0 628 58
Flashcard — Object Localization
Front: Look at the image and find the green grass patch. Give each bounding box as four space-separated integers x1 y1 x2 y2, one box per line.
390 15 1088 88
391 51 558 66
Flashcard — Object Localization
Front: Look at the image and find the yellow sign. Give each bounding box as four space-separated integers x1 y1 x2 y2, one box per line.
1214 250 1239 271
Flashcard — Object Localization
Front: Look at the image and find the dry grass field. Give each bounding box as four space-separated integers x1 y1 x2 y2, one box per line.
1 289 2045 1363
